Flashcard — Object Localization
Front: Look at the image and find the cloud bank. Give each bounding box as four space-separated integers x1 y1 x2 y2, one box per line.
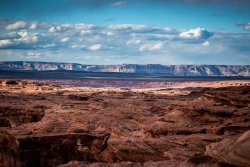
1 21 213 50
0 20 249 65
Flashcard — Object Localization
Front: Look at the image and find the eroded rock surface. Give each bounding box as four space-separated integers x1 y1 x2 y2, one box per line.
0 130 19 167
0 80 249 167
0 106 45 127
18 133 110 167
205 130 250 167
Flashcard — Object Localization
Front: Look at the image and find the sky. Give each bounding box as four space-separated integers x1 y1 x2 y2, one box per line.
0 0 250 65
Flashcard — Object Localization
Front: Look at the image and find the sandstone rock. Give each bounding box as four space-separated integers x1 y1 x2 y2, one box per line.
185 154 238 167
205 131 250 167
0 130 20 167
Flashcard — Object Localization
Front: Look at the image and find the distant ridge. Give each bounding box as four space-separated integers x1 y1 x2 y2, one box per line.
0 61 249 76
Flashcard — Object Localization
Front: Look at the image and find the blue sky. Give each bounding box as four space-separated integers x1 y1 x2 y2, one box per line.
0 0 250 64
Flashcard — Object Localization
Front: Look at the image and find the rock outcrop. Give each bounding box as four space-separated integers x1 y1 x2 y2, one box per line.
205 130 250 167
0 61 249 76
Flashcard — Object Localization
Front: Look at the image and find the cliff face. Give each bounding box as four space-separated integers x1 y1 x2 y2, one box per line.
0 130 19 167
0 61 249 76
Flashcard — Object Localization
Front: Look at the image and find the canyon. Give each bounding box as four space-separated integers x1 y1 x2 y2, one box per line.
0 79 250 167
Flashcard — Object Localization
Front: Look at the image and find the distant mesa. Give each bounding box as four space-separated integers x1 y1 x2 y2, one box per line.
0 61 249 77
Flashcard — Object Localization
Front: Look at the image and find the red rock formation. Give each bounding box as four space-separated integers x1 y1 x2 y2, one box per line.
206 131 250 167
0 81 249 166
0 130 20 167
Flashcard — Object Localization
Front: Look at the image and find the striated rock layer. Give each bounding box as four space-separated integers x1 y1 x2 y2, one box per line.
0 61 250 76
0 80 249 167
206 130 250 167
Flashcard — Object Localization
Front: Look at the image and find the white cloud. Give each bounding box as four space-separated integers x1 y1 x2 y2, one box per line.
108 24 153 32
139 42 163 52
17 31 38 44
179 27 212 40
80 30 93 35
27 51 41 58
88 44 102 51
70 44 86 49
244 24 250 31
6 21 28 30
29 22 38 29
112 1 127 6
19 31 29 37
41 43 56 48
237 22 250 31
69 23 95 30
4 21 50 30
70 45 80 49
0 39 12 47
127 39 141 45
0 31 39 49
105 31 114 36
202 40 210 46
49 26 62 32
48 26 56 32
60 37 69 43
